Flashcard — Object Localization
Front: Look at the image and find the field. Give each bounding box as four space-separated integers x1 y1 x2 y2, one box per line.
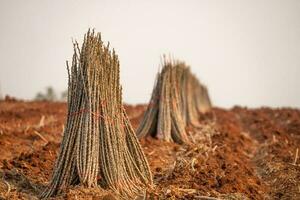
0 98 299 199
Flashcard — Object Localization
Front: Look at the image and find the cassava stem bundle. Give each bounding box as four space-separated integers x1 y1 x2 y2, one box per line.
41 30 152 199
137 58 211 144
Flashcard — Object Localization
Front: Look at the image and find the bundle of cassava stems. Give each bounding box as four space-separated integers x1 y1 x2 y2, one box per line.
137 59 211 144
41 30 211 199
41 30 152 199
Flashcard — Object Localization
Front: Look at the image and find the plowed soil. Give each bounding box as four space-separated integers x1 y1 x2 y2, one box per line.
0 99 299 199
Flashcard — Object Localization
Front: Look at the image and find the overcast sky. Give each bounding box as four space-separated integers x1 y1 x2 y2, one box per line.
0 0 299 108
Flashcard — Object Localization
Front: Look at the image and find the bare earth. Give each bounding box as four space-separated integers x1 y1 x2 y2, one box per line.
0 99 299 199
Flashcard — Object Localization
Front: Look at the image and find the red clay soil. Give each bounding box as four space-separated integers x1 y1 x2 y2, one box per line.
0 99 299 200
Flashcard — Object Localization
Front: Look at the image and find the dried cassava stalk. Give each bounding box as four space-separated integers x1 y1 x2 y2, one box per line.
137 58 211 144
41 30 152 199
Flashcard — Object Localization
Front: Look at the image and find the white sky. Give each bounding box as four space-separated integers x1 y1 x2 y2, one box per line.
0 0 299 108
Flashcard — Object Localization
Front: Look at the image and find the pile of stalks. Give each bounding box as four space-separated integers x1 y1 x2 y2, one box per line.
137 59 211 144
41 30 153 199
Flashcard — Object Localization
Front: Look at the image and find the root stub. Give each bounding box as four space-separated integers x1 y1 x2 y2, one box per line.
40 29 153 199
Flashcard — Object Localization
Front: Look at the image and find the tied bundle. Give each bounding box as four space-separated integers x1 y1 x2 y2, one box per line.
41 30 153 199
137 59 211 144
